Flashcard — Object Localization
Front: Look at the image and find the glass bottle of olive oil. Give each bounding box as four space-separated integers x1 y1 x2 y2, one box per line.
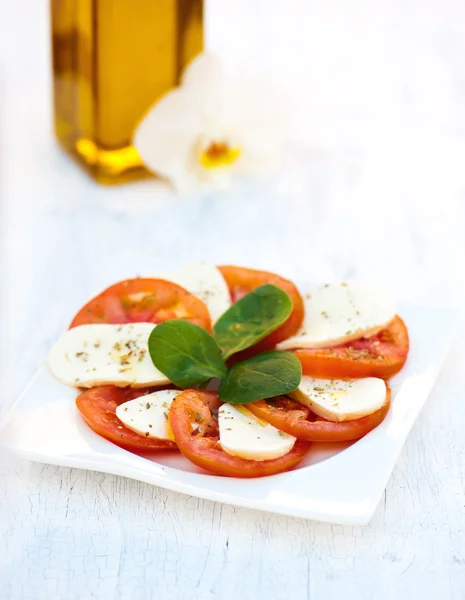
51 0 203 185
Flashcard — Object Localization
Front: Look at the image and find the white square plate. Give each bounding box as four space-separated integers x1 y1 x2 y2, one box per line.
0 302 455 525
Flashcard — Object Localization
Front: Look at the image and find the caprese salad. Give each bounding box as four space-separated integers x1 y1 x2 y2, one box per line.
47 264 409 478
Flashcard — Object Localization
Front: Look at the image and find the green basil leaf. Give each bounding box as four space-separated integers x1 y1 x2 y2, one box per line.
213 284 292 359
218 350 302 404
148 319 228 388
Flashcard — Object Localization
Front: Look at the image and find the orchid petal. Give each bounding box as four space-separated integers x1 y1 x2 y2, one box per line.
132 52 289 195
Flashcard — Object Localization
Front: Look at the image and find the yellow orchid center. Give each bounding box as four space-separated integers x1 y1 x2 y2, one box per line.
199 141 241 169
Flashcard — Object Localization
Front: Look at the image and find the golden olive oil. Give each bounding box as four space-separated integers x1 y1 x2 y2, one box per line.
51 0 203 185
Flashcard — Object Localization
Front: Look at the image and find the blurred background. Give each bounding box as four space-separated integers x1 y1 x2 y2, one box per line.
1 0 465 406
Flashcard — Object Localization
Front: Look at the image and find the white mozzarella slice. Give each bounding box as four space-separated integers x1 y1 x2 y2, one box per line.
291 376 387 422
47 323 170 388
277 282 396 349
116 390 179 440
156 263 231 323
218 404 295 461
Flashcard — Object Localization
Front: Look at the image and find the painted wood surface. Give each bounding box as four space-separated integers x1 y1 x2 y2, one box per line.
1 1 465 598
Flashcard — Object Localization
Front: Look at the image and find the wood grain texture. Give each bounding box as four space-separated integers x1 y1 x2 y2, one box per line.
1 1 465 598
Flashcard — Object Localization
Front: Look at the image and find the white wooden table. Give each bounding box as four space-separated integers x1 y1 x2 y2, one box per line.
1 2 465 598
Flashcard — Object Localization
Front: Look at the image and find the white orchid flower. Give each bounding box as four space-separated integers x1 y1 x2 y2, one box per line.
133 53 288 194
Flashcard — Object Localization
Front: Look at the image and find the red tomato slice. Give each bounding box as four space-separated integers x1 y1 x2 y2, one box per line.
70 278 212 331
169 389 311 477
75 385 179 451
293 316 409 380
218 266 304 355
248 388 391 442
